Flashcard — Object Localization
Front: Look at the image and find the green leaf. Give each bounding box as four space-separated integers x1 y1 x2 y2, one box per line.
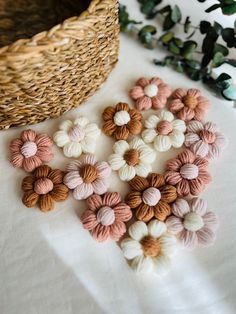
215 73 232 90
213 21 223 35
205 3 221 13
119 5 141 33
199 21 211 34
181 40 197 59
138 0 162 18
159 32 174 44
212 52 225 67
213 43 229 56
156 5 171 14
184 16 191 33
175 61 184 73
171 5 182 23
222 84 236 100
168 41 180 54
173 37 184 48
185 68 201 81
222 28 235 48
185 60 201 70
138 25 157 48
163 13 175 30
222 3 236 15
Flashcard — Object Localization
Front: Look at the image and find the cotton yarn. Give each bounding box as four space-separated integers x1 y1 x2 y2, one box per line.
142 110 186 152
22 165 69 212
53 116 101 158
9 129 53 172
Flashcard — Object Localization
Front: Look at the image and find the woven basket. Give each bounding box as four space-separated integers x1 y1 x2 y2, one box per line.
0 0 119 130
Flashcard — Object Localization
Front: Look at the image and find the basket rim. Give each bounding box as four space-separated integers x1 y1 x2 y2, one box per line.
0 0 116 59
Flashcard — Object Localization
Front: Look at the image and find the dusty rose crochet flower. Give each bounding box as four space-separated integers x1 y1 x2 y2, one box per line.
9 129 53 172
166 198 218 248
168 88 211 121
64 154 111 200
165 149 211 197
129 77 172 111
81 192 132 242
185 120 227 159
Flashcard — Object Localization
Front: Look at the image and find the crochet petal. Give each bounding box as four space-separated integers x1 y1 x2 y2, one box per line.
187 88 201 98
108 154 125 170
119 164 136 181
114 126 130 140
84 123 101 138
64 171 83 189
86 194 103 211
9 138 22 153
165 171 182 185
197 96 211 110
159 185 177 203
178 107 195 121
172 88 187 99
148 173 165 188
109 220 126 241
34 165 51 178
102 121 117 136
194 107 206 121
198 170 212 184
187 120 204 133
169 130 185 148
151 95 166 109
127 120 142 135
11 153 24 168
91 224 110 242
80 137 96 154
63 142 82 158
202 212 219 231
113 140 129 154
130 256 154 274
166 216 184 234
178 149 195 164
129 85 145 99
129 176 149 191
185 133 200 147
128 221 148 241
102 106 115 121
92 178 109 195
189 197 207 216
21 129 37 142
193 156 209 170
36 147 53 163
50 184 69 201
142 129 157 143
139 146 156 163
191 140 209 157
22 176 34 192
38 194 54 212
196 227 216 246
96 161 111 178
129 137 145 150
135 162 152 178
165 158 182 171
74 117 89 127
159 234 176 255
168 99 184 113
59 120 73 131
154 135 172 152
189 178 204 196
148 219 167 238
178 230 197 248
48 169 64 184
35 134 53 147
154 201 171 221
53 130 70 147
145 115 160 129
159 110 174 122
136 77 150 87
129 108 142 121
73 183 93 200
126 191 142 208
113 203 132 221
23 155 42 172
22 191 39 208
121 238 143 259
136 204 154 222
66 160 82 172
81 210 98 230
83 154 97 165
136 96 152 111
102 192 121 207
176 179 190 197
172 119 186 132
172 198 190 218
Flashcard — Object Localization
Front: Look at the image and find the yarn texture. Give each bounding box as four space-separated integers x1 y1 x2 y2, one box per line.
129 77 171 111
142 110 186 152
165 149 211 196
53 117 101 158
22 165 69 212
102 102 142 140
168 88 211 122
64 154 111 200
81 192 132 242
10 129 53 172
108 138 156 181
121 220 176 275
184 120 227 159
126 173 177 222
166 198 218 248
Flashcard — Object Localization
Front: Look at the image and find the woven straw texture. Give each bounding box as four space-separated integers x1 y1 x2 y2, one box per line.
0 0 119 130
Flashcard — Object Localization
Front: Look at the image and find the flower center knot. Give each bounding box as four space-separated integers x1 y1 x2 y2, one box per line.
113 110 131 126
124 149 139 166
180 163 199 180
21 141 37 158
183 212 204 231
182 95 198 109
144 84 158 97
68 125 85 142
156 120 173 135
199 130 216 144
80 164 98 183
142 187 161 206
140 236 161 257
34 178 53 195
97 206 115 226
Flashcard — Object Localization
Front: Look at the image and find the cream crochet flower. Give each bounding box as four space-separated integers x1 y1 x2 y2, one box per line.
121 220 176 275
53 117 101 158
142 110 186 152
108 138 156 181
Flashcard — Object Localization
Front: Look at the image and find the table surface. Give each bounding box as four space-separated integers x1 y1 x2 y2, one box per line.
1 1 236 313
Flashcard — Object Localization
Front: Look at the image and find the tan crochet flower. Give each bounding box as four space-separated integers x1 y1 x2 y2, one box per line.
102 102 142 140
125 173 177 222
22 165 69 212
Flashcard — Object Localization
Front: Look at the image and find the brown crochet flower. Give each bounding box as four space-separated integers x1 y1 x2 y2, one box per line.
102 102 142 140
125 173 177 222
22 165 69 212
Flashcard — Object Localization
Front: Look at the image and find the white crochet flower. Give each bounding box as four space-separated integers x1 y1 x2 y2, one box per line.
53 117 101 157
142 110 186 152
108 138 156 181
121 220 176 275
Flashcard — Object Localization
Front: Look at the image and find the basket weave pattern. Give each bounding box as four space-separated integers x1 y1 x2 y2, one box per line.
0 0 119 130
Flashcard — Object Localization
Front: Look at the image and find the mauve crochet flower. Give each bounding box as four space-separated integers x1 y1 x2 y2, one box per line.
168 88 211 122
81 192 132 242
10 129 53 172
185 120 227 159
129 77 171 111
64 154 111 200
165 149 211 197
166 198 218 248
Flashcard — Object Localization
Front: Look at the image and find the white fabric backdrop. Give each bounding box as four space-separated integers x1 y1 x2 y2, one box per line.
0 1 236 313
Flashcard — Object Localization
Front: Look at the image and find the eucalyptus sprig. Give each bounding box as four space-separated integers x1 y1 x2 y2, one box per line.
119 1 236 101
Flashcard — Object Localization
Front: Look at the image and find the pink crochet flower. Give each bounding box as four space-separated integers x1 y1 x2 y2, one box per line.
81 192 132 242
129 77 172 111
9 129 53 172
165 149 211 197
64 154 111 200
185 120 227 159
166 198 218 248
168 88 211 121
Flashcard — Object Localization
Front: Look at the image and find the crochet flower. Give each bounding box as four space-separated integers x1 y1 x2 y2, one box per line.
126 174 177 222
9 129 53 172
121 220 176 275
184 120 227 159
108 138 156 181
165 149 211 197
102 102 142 140
53 117 101 158
22 165 69 212
64 154 111 200
81 192 132 242
129 77 172 111
166 198 218 248
168 88 211 122
142 110 186 152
